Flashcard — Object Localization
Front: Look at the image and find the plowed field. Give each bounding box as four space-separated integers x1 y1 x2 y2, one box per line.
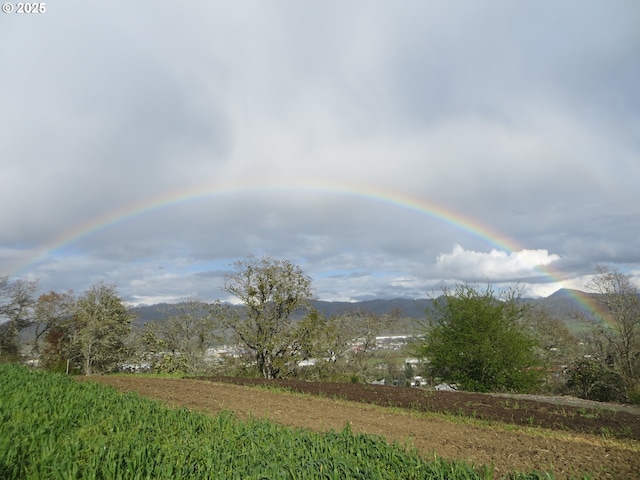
84 376 640 479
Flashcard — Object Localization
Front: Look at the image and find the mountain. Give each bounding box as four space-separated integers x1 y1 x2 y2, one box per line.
129 288 606 333
129 299 433 332
309 298 434 320
528 288 615 333
129 303 183 325
533 288 598 316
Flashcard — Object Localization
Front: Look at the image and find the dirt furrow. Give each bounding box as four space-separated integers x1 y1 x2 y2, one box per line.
81 376 640 479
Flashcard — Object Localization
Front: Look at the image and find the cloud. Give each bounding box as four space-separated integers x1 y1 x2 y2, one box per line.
435 245 562 282
0 2 638 305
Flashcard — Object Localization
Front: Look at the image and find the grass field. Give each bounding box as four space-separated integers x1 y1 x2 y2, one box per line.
0 364 567 479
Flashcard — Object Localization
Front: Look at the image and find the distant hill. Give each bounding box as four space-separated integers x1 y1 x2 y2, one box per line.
129 288 611 334
525 289 606 333
309 298 434 320
129 303 183 325
128 299 433 333
532 288 598 316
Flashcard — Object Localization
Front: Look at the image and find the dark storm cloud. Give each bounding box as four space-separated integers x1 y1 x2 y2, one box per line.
1 1 638 303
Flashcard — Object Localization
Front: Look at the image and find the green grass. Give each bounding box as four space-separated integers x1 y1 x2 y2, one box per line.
0 364 571 479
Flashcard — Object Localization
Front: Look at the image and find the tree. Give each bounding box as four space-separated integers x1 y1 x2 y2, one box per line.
72 282 134 375
566 357 625 402
581 265 640 402
33 290 75 359
41 326 76 373
0 277 38 360
313 309 395 382
222 255 317 379
415 284 544 393
140 297 220 374
522 306 580 393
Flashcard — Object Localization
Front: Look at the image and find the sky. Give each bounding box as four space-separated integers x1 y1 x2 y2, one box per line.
1 1 639 306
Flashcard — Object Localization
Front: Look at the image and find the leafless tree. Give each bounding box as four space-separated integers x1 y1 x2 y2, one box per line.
586 265 640 400
140 296 220 374
0 277 38 360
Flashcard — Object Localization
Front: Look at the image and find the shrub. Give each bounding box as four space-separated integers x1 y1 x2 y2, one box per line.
566 358 626 402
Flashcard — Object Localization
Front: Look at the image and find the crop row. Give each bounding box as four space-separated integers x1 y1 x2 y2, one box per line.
0 364 561 479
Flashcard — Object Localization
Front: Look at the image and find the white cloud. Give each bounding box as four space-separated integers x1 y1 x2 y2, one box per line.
435 245 562 282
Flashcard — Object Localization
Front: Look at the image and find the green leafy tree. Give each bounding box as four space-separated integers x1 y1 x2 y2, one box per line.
72 282 134 375
416 284 543 393
222 255 318 379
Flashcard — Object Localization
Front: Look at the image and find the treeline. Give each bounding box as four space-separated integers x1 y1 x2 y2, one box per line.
1 258 638 403
0 280 132 375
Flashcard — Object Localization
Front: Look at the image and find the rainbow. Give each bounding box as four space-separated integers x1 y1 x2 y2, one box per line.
7 178 607 320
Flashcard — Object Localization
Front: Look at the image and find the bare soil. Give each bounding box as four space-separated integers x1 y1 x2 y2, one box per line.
82 376 640 479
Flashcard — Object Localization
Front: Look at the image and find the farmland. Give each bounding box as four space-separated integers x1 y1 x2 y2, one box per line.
87 375 640 479
0 364 548 479
2 364 639 479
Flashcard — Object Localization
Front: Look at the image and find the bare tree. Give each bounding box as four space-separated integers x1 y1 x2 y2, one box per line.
0 277 38 360
222 255 317 379
585 265 640 401
270 307 399 383
316 309 394 381
523 307 580 365
140 297 220 374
